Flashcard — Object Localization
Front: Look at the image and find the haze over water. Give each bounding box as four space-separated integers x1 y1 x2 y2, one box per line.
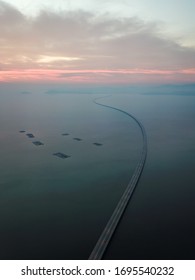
0 86 194 259
104 92 195 259
0 0 195 261
0 88 140 259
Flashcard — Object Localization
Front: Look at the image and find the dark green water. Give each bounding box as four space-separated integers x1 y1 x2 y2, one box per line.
104 94 195 259
0 90 194 259
0 91 140 259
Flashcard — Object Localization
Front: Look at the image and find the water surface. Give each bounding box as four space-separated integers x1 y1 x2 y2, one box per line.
0 91 140 259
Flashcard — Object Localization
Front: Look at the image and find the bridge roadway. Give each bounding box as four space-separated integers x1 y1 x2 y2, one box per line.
88 97 147 260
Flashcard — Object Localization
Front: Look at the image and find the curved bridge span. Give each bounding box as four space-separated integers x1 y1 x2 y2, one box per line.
89 97 147 260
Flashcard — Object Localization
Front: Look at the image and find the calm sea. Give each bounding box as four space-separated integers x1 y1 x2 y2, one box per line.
0 89 194 259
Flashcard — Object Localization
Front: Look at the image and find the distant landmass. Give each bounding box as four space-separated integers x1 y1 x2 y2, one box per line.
21 91 32 95
45 83 195 96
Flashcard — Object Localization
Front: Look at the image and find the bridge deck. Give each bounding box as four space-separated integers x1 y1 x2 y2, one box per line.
88 97 147 260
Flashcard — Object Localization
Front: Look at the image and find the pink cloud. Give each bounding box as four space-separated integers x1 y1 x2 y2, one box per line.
0 1 195 85
0 68 195 84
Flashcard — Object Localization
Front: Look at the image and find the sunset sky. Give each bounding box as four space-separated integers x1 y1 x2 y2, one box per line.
1 0 195 84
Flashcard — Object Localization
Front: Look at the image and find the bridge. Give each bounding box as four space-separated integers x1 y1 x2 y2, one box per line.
88 97 147 260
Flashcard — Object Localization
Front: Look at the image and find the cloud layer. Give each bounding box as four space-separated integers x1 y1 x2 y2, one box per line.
0 0 195 83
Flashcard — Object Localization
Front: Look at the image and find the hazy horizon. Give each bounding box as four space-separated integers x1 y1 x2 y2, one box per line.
0 0 195 261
